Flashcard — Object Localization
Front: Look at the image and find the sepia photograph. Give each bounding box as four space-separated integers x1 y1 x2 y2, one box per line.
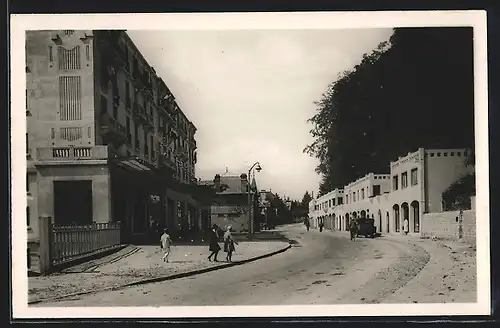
11 11 489 318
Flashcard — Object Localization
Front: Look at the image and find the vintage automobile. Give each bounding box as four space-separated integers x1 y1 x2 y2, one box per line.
357 217 376 238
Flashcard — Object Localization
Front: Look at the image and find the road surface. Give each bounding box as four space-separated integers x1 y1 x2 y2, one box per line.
34 225 430 306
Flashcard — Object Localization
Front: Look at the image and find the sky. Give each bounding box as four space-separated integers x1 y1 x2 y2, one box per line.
127 28 394 200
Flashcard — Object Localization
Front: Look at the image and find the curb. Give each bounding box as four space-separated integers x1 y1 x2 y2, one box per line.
28 244 292 305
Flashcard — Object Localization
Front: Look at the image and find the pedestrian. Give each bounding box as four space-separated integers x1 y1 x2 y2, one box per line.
160 229 172 263
349 219 358 241
319 219 324 232
207 224 221 262
304 218 310 231
223 225 238 262
403 218 409 235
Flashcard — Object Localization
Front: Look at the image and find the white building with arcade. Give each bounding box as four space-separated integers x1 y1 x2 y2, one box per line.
308 148 474 236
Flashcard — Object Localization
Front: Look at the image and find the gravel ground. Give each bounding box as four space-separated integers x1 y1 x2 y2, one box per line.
385 238 476 303
28 241 289 303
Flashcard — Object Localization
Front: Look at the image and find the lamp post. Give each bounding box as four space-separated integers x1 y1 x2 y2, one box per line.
247 161 262 236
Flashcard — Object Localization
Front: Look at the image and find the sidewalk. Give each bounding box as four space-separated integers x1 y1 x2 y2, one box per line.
28 240 290 304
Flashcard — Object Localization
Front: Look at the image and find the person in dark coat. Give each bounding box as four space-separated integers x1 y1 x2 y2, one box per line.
304 218 310 231
207 224 221 262
349 219 358 241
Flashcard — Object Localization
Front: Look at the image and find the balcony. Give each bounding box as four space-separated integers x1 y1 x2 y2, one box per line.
176 147 189 160
132 71 143 89
159 152 176 170
100 117 127 146
132 103 150 126
141 86 154 101
35 146 110 164
189 138 197 149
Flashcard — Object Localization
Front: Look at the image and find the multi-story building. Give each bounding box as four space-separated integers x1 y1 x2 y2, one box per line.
308 148 474 236
201 173 260 233
26 30 201 260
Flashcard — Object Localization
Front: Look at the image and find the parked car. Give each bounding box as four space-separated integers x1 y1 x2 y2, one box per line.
357 218 376 238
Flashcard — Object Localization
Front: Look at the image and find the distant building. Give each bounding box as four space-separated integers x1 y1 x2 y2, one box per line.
308 148 474 235
203 173 260 233
26 30 204 265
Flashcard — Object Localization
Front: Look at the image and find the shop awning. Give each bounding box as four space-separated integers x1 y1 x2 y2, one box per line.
112 156 155 172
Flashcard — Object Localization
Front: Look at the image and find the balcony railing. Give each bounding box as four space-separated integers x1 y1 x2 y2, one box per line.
177 147 189 159
159 152 176 170
189 138 197 149
36 146 109 162
100 117 127 146
132 103 150 126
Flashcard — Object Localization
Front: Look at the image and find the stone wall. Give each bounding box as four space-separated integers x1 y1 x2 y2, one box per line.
421 209 476 245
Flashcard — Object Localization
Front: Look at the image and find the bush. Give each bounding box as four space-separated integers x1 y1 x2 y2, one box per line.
442 172 475 211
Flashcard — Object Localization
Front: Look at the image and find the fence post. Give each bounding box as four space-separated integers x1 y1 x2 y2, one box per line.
117 221 121 245
38 216 53 275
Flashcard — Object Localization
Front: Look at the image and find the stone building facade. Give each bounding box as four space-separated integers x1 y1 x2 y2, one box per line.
26 30 202 266
201 173 259 233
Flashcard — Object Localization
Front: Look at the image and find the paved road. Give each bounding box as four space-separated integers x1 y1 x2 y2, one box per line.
34 225 429 306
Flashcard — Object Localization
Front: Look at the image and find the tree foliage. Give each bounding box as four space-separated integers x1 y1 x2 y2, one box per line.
300 191 313 208
442 172 476 211
305 27 475 195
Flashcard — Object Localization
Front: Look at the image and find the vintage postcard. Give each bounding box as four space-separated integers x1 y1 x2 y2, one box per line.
10 10 490 319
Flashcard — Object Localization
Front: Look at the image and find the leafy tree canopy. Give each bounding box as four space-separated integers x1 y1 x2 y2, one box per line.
305 27 475 195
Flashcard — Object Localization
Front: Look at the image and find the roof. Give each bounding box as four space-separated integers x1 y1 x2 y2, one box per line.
219 175 244 193
250 177 257 191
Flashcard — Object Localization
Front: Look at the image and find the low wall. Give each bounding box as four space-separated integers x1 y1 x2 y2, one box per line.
421 209 476 244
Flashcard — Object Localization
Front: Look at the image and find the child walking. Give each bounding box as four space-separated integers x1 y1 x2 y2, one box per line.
160 229 173 263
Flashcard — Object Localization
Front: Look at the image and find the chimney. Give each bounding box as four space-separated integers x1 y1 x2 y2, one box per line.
214 174 221 192
240 173 248 192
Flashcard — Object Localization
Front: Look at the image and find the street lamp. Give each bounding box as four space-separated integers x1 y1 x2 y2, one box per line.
248 162 262 236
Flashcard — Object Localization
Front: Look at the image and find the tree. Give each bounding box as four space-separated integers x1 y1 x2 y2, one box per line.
300 191 313 209
305 27 475 193
442 173 475 211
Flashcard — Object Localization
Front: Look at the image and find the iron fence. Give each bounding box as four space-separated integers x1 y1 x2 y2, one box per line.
51 222 121 265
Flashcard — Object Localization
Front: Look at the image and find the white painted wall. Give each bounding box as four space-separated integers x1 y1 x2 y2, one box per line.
308 147 475 236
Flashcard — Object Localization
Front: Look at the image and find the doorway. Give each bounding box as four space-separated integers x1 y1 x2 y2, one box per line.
133 193 146 233
54 180 93 225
